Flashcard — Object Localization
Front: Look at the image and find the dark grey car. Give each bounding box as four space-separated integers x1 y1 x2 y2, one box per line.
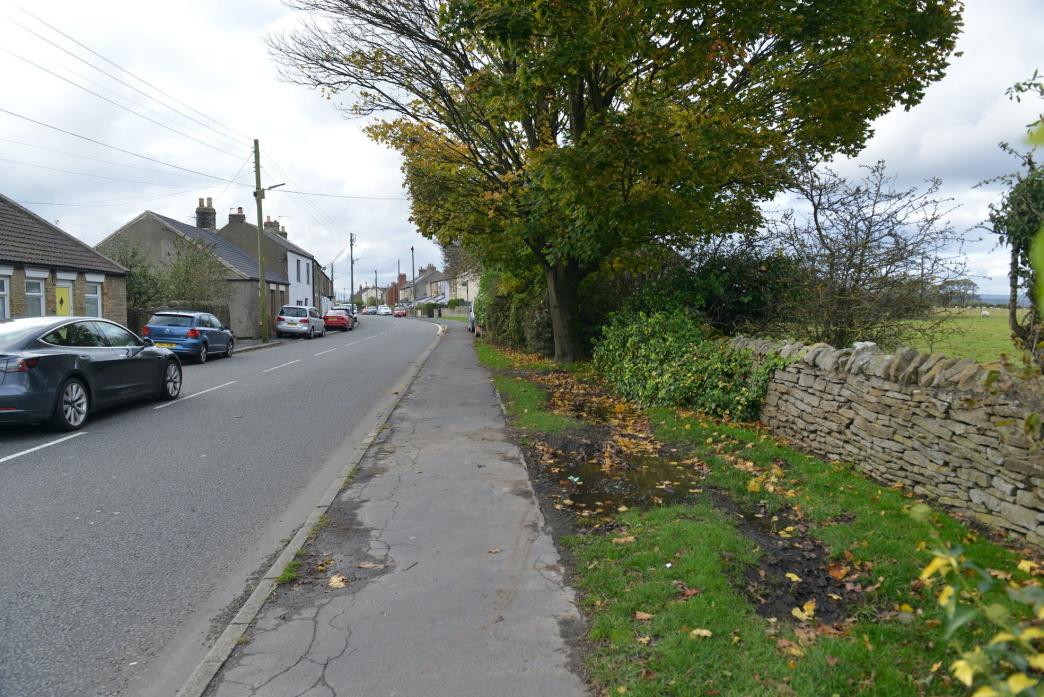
0 317 182 430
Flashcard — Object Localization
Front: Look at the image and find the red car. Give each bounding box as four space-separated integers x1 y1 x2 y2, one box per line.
393 306 408 317
323 309 354 331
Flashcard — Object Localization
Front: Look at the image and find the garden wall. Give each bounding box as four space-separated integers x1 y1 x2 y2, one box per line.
729 337 1044 547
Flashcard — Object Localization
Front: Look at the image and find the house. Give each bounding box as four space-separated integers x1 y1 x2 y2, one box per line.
448 268 480 305
0 192 128 324
97 198 290 339
352 284 385 306
218 208 333 312
402 264 441 304
385 273 408 306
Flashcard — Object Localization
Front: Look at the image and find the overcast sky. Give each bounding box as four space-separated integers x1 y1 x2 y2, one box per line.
1 0 1041 296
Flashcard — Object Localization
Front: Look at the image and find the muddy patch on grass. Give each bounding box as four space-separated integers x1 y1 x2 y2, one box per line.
713 493 854 624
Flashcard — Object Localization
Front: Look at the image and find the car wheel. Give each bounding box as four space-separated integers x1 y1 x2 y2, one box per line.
159 360 182 400
198 343 208 364
307 327 314 340
225 339 234 357
50 377 89 431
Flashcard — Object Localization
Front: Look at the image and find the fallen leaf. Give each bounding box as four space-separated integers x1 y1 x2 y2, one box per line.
612 536 637 545
826 655 839 667
637 635 651 645
776 639 804 657
617 505 629 513
689 628 713 639
634 611 654 621
328 573 347 589
785 572 802 583
1018 559 1039 574
487 547 501 554
791 598 816 622
827 563 849 581
357 561 384 569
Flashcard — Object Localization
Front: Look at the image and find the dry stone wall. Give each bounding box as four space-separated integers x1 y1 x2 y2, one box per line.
730 337 1044 547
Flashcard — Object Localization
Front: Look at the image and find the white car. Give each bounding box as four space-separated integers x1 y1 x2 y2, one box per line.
377 305 393 316
275 305 326 339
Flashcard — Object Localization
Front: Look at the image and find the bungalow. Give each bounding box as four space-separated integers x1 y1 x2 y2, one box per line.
0 193 128 324
97 199 290 339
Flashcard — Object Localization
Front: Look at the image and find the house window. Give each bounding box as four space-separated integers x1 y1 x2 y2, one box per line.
25 280 44 316
0 277 8 319
296 259 301 282
306 264 310 285
84 282 102 317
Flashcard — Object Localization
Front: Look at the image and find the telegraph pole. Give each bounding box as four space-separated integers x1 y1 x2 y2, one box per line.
410 245 415 305
374 269 379 307
349 233 355 305
253 139 269 343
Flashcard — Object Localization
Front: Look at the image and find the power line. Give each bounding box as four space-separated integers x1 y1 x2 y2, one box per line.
14 5 251 145
0 136 214 180
276 189 407 201
15 187 205 208
0 106 251 184
4 48 244 159
10 18 246 154
0 156 218 187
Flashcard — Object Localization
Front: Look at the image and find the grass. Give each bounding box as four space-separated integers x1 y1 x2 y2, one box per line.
475 341 1037 697
440 314 467 322
275 559 302 585
909 307 1028 365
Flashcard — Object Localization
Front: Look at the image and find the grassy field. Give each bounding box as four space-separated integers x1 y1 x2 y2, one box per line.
909 307 1027 365
476 343 1038 697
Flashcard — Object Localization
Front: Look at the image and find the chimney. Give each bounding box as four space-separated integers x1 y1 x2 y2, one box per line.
228 206 246 225
398 273 407 287
263 215 282 237
279 224 288 239
195 196 216 230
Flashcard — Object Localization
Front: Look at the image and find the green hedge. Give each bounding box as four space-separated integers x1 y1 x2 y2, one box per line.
592 311 785 420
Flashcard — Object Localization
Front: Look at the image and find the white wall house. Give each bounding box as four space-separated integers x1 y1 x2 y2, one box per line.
288 250 313 307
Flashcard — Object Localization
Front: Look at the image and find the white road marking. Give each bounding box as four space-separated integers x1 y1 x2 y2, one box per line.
0 432 87 464
262 359 301 373
314 347 338 356
154 380 237 410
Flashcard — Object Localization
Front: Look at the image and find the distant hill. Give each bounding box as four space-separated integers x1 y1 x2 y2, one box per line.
978 293 1030 308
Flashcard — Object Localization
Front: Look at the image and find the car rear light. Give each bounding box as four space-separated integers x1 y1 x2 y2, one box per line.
142 326 149 335
277 316 285 321
186 328 200 338
3 357 39 373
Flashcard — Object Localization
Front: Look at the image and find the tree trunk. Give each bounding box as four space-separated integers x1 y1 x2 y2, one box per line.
545 260 584 363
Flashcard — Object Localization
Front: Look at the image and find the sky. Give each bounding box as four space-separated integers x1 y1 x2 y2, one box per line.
0 1 1042 296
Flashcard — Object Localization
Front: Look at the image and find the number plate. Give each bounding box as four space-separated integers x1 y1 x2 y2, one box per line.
155 342 176 348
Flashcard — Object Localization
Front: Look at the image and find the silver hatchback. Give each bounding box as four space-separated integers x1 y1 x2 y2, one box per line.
275 305 326 339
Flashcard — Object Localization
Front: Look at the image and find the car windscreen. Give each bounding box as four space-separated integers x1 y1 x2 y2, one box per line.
280 307 308 317
149 314 193 327
326 310 347 316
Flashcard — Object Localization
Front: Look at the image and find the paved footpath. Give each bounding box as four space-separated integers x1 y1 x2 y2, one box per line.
204 323 588 697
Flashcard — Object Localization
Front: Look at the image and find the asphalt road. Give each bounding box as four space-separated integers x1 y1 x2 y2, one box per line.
0 317 440 697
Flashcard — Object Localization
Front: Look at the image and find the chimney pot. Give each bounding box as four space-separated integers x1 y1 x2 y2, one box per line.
195 196 216 230
206 197 212 207
198 198 205 207
237 206 243 214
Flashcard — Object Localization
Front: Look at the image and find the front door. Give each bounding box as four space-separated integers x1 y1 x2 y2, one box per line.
55 282 72 316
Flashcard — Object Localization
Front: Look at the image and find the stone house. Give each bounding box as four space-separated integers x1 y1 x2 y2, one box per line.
218 207 333 312
448 269 480 305
97 200 290 339
0 192 128 324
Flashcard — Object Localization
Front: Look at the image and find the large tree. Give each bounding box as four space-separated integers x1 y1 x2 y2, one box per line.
271 0 962 361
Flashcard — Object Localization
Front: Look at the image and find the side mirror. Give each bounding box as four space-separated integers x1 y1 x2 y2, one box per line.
142 337 155 347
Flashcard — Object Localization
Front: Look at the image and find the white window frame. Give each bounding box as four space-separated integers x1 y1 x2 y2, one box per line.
25 278 45 317
84 282 102 317
0 276 9 320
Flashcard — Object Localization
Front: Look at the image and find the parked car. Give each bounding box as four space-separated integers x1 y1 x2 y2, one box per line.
0 317 182 430
377 305 392 316
393 306 408 317
142 311 234 364
467 304 476 333
323 308 354 332
364 306 378 315
275 305 326 339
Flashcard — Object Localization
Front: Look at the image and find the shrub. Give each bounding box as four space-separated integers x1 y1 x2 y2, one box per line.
593 311 785 420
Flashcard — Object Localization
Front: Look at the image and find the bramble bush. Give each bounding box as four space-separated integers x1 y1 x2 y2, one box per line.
592 311 785 420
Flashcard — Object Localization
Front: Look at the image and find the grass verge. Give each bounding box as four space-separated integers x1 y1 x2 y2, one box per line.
476 341 1039 696
275 559 302 585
